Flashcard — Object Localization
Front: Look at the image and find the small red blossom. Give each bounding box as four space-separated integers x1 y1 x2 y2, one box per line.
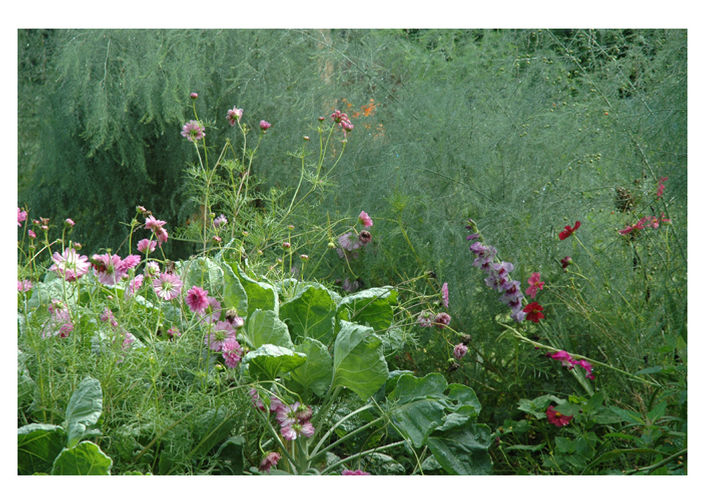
523 302 545 323
560 256 573 269
546 405 573 427
558 221 581 240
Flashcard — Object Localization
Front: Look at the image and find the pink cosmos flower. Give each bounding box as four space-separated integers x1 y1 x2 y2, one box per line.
137 238 157 254
453 343 468 360
259 452 281 473
190 92 198 99
222 337 243 369
358 210 373 228
185 286 209 314
558 221 581 240
546 405 573 427
546 350 574 368
18 208 27 226
259 120 271 131
213 214 228 228
91 253 138 285
342 469 370 475
338 232 361 251
181 120 205 142
50 248 91 282
227 107 243 125
206 320 237 352
144 261 160 277
64 218 75 227
417 311 434 328
525 272 545 299
441 282 449 308
119 254 141 272
198 296 222 323
126 274 144 297
152 272 183 300
28 229 36 239
17 279 32 292
144 216 168 245
433 312 451 328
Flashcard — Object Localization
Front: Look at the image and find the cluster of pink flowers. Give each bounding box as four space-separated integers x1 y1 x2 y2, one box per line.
417 310 451 329
250 390 315 441
468 238 526 323
41 300 74 339
18 208 27 226
203 307 244 369
330 109 354 135
546 405 573 427
546 350 595 380
618 213 670 236
91 253 141 286
17 279 32 292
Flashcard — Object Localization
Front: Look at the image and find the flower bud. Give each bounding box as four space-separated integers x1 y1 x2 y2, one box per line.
190 92 198 99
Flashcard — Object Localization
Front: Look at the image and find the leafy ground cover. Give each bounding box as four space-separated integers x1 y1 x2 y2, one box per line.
17 29 686 476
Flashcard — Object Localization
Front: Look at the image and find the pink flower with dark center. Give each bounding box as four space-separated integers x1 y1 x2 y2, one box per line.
91 253 128 285
525 272 544 299
546 405 573 427
181 120 205 142
433 312 451 329
222 337 243 369
18 208 27 226
441 282 449 308
342 469 370 475
358 230 372 245
152 272 183 300
137 239 157 254
185 286 209 314
259 120 271 131
50 248 91 282
259 452 281 473
206 320 237 352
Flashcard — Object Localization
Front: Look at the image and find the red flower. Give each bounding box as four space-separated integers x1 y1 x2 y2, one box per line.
546 405 573 427
558 221 581 240
523 302 545 323
560 256 573 269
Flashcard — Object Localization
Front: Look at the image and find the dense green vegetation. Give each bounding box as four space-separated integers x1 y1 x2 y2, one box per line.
18 29 686 475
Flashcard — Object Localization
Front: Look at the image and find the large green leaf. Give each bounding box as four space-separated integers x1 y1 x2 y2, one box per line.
336 287 397 332
51 441 112 475
215 436 245 475
243 344 307 380
17 423 67 475
244 309 294 350
386 373 449 447
426 422 493 475
290 337 333 397
232 264 279 314
220 261 248 315
64 377 103 447
331 321 389 401
279 283 337 344
190 407 236 456
179 256 225 297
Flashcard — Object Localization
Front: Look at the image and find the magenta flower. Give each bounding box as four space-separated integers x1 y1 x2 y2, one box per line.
91 253 137 285
152 272 183 300
198 296 223 323
227 107 243 125
546 405 573 427
18 208 28 226
441 282 449 309
17 279 32 292
126 274 144 297
50 248 91 282
185 286 209 314
137 238 157 254
525 272 544 299
342 469 371 475
358 210 373 228
433 312 451 329
181 120 205 142
546 350 574 368
573 359 595 380
144 216 168 245
222 338 243 369
259 120 271 131
259 452 281 473
206 320 237 352
453 343 468 360
119 254 141 272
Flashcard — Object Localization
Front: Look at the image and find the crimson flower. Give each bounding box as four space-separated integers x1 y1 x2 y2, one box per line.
558 221 581 240
560 256 573 269
546 405 573 427
523 302 545 323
